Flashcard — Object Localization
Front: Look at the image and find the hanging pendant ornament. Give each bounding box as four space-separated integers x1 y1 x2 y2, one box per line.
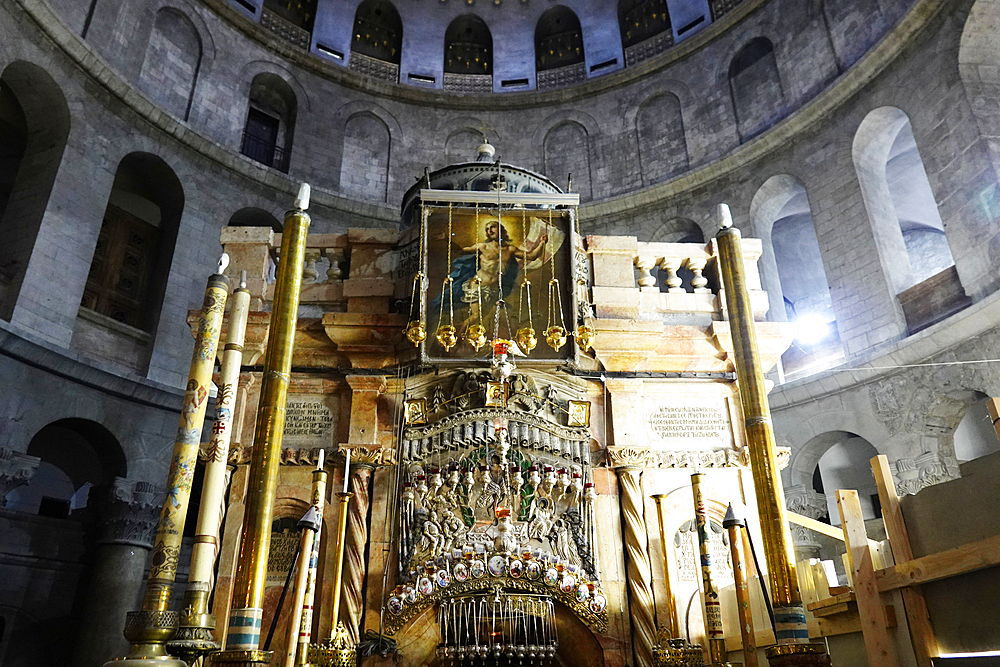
574 322 594 351
406 206 428 346
544 209 567 351
406 271 427 346
515 208 537 354
436 204 458 351
464 203 487 351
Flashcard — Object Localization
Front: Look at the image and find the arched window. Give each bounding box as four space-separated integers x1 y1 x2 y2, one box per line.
535 6 585 88
751 175 842 379
444 15 492 75
74 153 182 373
728 37 784 141
618 0 672 49
6 419 125 516
138 8 202 120
822 0 883 70
241 73 297 173
636 93 688 185
259 0 317 49
351 0 402 64
853 107 962 332
0 62 70 323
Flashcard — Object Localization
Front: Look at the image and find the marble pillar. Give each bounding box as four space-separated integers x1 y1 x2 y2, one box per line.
610 447 656 667
73 478 161 666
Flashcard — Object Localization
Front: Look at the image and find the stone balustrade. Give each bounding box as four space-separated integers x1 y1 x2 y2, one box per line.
586 235 770 321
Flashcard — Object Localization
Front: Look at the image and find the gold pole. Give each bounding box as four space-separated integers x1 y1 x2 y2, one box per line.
307 489 356 667
109 259 230 666
282 452 328 667
715 205 830 665
723 504 759 667
212 185 312 666
650 493 680 638
691 472 729 666
172 272 252 662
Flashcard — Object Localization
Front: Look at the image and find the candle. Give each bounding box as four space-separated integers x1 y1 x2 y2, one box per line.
343 448 351 493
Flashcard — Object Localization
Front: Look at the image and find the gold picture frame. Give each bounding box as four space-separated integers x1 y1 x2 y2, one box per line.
567 400 591 427
485 381 507 407
404 398 427 425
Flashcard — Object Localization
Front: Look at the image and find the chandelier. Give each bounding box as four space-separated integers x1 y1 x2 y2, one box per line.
436 589 558 665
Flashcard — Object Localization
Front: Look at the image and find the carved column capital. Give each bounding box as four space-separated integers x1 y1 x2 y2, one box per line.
784 484 827 556
0 447 40 508
608 446 653 470
340 444 396 470
893 451 959 496
345 375 387 394
92 478 163 549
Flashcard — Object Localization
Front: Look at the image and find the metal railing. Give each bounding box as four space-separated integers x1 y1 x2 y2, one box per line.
241 131 290 173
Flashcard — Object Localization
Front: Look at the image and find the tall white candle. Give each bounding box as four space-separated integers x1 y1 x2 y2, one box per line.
343 448 351 493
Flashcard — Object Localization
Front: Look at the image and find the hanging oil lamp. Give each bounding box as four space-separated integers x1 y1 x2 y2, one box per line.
435 203 458 351
405 206 428 346
463 203 488 352
543 209 567 351
515 208 537 354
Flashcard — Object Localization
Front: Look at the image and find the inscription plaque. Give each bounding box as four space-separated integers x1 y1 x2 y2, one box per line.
647 402 731 447
284 399 335 440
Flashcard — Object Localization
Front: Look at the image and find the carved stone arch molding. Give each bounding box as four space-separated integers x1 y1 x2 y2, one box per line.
531 109 603 167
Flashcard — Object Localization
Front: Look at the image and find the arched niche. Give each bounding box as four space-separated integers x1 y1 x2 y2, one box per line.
138 7 202 120
543 122 592 201
728 37 784 142
242 72 298 173
821 0 883 71
0 61 71 323
8 419 125 516
72 152 183 374
635 92 688 185
535 6 585 73
352 0 402 65
444 14 492 75
853 106 956 294
340 112 391 202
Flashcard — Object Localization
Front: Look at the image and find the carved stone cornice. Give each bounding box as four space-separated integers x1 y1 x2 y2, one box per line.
92 478 163 548
608 446 653 470
0 447 40 507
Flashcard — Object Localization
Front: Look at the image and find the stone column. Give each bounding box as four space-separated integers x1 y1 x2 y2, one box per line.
74 478 161 666
610 446 656 667
337 375 390 642
784 485 828 561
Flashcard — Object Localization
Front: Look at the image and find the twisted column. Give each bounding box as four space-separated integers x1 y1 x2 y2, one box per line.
342 463 373 643
612 448 656 667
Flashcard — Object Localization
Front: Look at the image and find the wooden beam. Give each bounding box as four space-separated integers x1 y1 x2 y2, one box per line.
838 489 898 666
871 454 938 665
787 510 881 548
876 533 1000 592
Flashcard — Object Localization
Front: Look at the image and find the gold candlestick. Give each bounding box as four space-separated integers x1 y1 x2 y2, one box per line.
308 489 356 667
723 504 758 667
210 185 312 667
691 472 729 667
171 272 251 663
716 204 830 666
650 493 681 638
282 452 327 667
107 259 230 667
